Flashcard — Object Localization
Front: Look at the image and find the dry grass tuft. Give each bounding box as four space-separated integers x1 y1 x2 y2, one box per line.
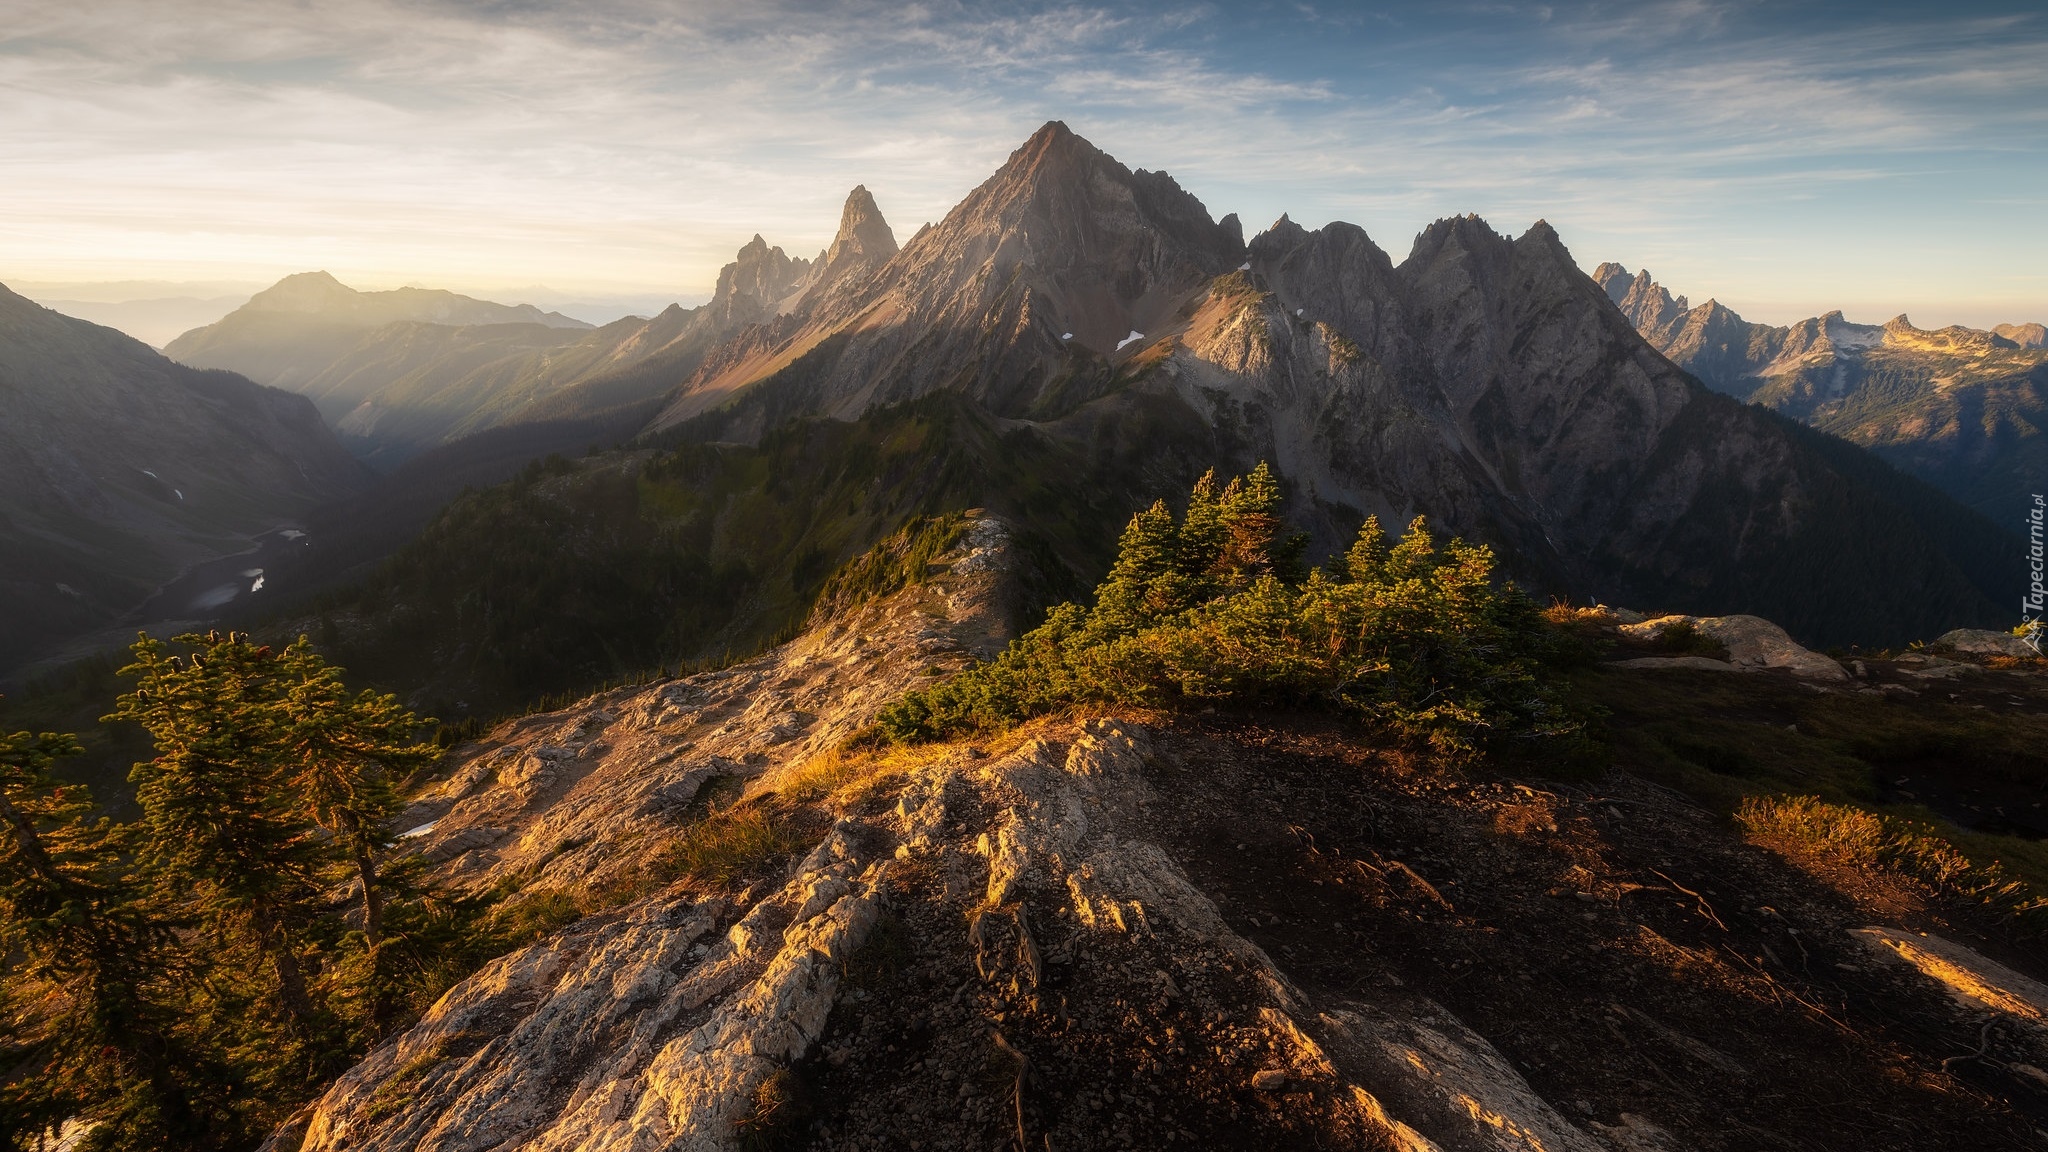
657 805 803 887
1738 795 2048 938
733 1066 811 1151
1542 599 1614 625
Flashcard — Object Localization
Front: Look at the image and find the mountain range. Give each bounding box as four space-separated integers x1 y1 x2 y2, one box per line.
631 123 2012 647
198 120 2017 723
163 190 901 468
11 122 2025 683
1597 263 2048 522
0 283 367 670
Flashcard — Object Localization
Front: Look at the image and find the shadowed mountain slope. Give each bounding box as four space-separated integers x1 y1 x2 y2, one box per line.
0 283 368 671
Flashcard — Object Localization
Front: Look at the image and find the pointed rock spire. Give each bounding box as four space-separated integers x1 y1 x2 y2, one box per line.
710 234 805 325
825 185 898 268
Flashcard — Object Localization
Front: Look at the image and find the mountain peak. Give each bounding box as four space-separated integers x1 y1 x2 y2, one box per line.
1519 219 1564 249
710 234 806 323
826 185 897 267
1995 321 2048 348
1023 119 1077 151
656 122 1243 425
1402 215 1516 283
245 270 361 314
988 119 1113 197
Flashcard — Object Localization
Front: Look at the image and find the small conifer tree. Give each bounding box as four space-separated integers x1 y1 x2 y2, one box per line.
0 728 234 1151
110 634 327 1036
879 464 1577 756
273 640 435 950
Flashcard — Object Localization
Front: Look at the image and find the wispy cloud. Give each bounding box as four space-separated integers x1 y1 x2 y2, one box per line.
0 0 2041 326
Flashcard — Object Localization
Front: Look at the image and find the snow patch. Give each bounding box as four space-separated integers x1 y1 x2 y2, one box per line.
1115 330 1145 352
1237 262 1250 272
174 490 183 501
1061 332 1072 340
281 529 307 540
398 821 439 840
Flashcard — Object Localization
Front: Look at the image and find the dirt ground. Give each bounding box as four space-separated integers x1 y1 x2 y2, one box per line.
776 711 2048 1151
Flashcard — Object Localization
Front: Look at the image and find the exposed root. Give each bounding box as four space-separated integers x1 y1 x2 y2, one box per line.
1651 867 1728 932
990 1028 1030 1151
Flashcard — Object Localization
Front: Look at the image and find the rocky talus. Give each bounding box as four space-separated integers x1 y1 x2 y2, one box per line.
278 715 1652 1152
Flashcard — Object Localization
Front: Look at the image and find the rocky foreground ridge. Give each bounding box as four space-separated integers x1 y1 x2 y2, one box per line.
262 525 2048 1151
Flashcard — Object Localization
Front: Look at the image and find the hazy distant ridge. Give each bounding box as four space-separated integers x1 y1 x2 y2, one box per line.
1597 262 2048 522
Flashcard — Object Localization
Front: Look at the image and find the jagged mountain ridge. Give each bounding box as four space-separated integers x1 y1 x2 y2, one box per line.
634 123 2009 645
0 283 368 671
654 122 1244 428
1597 263 2048 521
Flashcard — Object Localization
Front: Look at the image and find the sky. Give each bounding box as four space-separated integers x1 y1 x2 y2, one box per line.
3 0 2044 329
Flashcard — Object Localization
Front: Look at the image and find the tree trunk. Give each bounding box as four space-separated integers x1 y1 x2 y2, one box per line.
254 905 314 1030
0 790 59 884
354 841 383 950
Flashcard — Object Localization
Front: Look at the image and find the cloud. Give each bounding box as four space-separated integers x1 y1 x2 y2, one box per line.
0 0 2041 326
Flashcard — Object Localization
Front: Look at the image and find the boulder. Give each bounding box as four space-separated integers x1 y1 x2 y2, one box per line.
1619 615 1848 681
1933 628 2038 658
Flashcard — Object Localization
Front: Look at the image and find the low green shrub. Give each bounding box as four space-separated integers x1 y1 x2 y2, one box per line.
1649 619 1730 659
878 465 1581 760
